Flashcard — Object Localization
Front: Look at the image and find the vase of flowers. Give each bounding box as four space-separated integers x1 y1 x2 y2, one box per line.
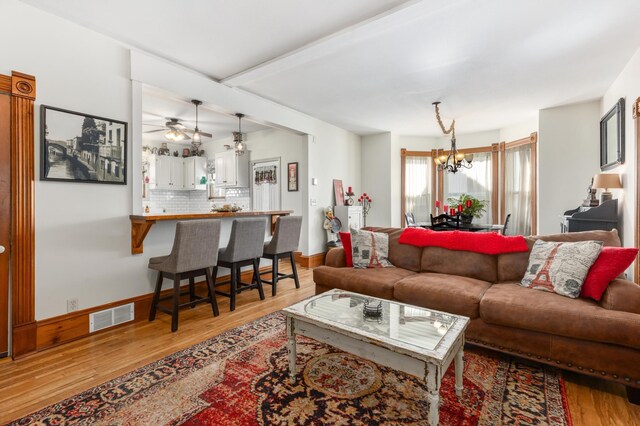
446 194 488 225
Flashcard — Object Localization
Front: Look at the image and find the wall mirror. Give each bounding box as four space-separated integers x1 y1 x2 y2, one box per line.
600 97 625 170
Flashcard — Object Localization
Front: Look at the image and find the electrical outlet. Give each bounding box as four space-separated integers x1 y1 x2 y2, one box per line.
310 199 317 206
67 298 79 312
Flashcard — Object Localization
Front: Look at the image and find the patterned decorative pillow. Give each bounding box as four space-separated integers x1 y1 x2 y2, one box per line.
350 229 393 269
521 240 603 298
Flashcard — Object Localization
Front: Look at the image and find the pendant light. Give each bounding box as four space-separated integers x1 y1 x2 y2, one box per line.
233 113 247 156
191 100 202 144
432 101 473 173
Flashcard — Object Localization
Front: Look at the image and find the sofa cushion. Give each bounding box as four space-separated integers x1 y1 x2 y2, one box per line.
312 265 415 300
364 227 423 272
421 247 498 283
480 283 640 350
520 240 603 298
393 273 492 319
497 229 622 283
350 228 393 268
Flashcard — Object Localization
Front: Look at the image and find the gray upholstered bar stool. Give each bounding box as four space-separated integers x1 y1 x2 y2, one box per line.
148 219 221 332
260 215 302 296
214 218 266 311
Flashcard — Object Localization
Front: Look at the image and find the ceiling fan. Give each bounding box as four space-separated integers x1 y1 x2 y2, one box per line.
143 100 212 142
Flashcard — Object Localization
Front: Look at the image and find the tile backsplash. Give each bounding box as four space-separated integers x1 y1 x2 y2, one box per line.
145 188 251 213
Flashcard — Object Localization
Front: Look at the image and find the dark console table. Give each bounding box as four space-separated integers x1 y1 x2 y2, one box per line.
560 199 619 233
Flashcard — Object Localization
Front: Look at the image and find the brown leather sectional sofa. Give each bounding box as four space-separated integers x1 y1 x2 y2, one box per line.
313 227 640 400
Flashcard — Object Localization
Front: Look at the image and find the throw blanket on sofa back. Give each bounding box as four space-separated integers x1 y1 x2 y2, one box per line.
398 227 528 255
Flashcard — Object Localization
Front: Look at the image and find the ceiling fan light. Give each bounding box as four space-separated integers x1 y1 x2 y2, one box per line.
165 130 176 140
192 129 201 143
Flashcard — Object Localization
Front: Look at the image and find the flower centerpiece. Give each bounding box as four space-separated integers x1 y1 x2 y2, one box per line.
446 194 488 224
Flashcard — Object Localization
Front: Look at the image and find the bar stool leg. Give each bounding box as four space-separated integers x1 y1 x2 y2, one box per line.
289 252 300 289
149 271 163 321
236 264 243 294
254 258 265 300
230 264 237 311
206 267 219 317
271 254 279 296
189 277 196 308
171 273 181 332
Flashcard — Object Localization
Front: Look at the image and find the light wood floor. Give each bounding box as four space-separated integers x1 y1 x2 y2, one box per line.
1 263 639 425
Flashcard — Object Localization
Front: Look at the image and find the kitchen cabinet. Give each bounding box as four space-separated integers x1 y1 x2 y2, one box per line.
334 206 363 231
214 150 249 187
183 156 207 190
155 156 183 189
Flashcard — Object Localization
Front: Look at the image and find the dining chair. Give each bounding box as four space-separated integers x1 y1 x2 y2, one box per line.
260 215 302 296
148 220 221 332
501 213 511 235
430 213 460 230
405 212 418 227
214 218 266 311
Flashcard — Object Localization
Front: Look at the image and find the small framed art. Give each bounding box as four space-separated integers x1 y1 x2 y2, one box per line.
288 162 298 191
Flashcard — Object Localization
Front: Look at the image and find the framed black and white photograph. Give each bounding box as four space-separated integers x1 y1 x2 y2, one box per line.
287 162 298 192
41 105 127 184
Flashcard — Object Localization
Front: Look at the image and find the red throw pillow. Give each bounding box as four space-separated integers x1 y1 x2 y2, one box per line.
339 231 353 267
581 247 638 301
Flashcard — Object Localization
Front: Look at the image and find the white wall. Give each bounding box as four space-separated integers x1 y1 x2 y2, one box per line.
601 47 640 251
500 115 539 142
361 133 392 227
0 0 360 319
538 101 601 235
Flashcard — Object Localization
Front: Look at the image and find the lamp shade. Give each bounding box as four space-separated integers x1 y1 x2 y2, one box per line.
593 173 622 189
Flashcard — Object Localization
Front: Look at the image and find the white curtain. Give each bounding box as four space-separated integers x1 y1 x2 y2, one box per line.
444 151 493 223
404 156 432 223
504 144 533 235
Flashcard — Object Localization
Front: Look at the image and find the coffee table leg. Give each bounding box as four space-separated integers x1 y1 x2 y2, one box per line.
455 347 464 398
426 363 440 426
287 316 297 383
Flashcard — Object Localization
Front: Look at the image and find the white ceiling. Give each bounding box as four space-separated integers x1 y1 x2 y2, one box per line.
21 0 640 136
142 85 269 142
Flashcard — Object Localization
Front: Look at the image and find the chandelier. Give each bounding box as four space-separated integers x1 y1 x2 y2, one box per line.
233 113 247 156
432 102 473 173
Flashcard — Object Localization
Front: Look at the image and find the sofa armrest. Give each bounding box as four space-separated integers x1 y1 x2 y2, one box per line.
325 247 347 267
600 278 640 315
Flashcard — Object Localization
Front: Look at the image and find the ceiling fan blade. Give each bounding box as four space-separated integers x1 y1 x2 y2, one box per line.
144 129 166 134
143 123 166 128
183 129 213 138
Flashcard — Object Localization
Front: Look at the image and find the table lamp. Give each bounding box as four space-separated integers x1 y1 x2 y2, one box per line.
593 173 622 203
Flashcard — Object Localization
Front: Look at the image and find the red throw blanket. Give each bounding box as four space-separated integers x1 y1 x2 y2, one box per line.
398 227 529 255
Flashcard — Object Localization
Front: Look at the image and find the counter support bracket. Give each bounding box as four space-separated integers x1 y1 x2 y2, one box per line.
131 219 156 254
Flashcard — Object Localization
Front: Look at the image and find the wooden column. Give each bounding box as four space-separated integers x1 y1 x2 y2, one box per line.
491 143 500 223
10 71 36 358
530 132 538 235
634 98 640 284
400 149 406 227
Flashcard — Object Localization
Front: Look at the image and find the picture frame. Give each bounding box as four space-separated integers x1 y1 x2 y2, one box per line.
41 105 127 184
333 179 344 206
600 97 625 171
287 162 298 192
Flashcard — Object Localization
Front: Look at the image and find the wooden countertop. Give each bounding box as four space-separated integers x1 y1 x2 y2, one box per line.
130 210 293 221
129 210 292 254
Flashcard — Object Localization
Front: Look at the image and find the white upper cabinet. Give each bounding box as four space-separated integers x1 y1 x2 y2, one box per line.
153 155 205 190
214 150 249 187
183 156 207 190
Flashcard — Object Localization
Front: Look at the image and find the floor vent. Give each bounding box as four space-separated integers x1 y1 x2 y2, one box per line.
89 303 134 333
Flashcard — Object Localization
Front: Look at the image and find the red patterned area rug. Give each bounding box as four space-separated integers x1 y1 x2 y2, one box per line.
10 313 572 425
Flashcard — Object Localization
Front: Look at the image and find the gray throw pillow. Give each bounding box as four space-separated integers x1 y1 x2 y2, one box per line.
350 228 393 269
520 240 603 298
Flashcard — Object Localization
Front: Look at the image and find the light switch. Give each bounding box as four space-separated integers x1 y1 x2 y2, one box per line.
310 199 317 206
312 178 318 186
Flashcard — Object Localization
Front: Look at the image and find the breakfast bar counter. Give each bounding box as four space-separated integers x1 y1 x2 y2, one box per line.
129 210 292 254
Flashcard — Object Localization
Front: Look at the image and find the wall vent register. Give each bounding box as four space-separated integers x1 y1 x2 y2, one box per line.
89 303 135 333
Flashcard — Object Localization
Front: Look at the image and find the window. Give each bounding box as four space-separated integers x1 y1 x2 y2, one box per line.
500 134 537 235
443 150 494 223
402 153 433 224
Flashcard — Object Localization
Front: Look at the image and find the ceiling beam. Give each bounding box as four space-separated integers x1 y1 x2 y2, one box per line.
221 0 452 87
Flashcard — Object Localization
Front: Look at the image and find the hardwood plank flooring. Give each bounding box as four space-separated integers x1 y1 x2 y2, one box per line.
1 263 638 425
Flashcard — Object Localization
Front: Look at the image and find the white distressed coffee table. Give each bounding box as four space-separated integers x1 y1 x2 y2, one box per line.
283 289 469 426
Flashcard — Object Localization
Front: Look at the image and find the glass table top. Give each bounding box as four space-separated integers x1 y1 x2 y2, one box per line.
303 293 457 351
